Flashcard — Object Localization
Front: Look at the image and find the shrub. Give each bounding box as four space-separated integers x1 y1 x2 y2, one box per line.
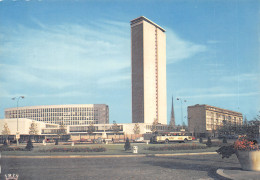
38 146 106 153
0 146 25 151
25 139 34 151
216 145 235 159
206 137 212 147
55 139 59 145
216 137 260 159
124 137 131 151
3 139 8 147
145 144 207 151
223 137 227 143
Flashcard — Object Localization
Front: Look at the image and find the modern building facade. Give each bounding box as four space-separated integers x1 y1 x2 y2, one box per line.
0 118 59 136
188 104 243 137
5 104 109 126
131 16 167 124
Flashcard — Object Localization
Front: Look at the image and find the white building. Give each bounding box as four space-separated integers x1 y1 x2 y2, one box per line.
0 118 59 136
131 16 167 125
5 104 109 126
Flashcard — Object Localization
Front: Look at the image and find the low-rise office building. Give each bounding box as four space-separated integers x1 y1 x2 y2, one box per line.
188 104 243 137
0 118 62 141
5 104 109 126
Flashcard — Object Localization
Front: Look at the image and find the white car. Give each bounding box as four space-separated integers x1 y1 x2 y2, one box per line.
134 137 144 142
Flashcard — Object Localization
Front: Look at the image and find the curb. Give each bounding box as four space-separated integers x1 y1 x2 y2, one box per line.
216 169 233 180
2 152 217 159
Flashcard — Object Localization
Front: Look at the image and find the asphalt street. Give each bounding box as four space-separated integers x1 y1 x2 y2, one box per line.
1 154 241 180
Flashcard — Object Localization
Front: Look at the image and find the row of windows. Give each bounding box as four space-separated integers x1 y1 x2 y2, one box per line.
5 107 104 114
43 120 98 125
206 109 242 117
7 112 100 117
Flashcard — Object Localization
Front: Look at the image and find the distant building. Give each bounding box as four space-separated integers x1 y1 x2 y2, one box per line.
131 16 167 124
5 104 109 126
188 104 243 137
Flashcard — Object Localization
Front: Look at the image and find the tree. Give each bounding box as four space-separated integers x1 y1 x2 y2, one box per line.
133 123 140 134
2 123 11 140
223 137 227 143
87 122 96 135
25 138 33 151
29 121 39 141
182 122 188 131
244 116 248 126
124 137 131 151
206 137 212 147
254 111 260 121
112 121 120 134
151 118 158 133
56 122 67 144
3 139 8 147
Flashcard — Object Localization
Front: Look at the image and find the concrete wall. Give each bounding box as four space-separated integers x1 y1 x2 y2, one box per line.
143 20 157 124
157 26 167 125
188 106 206 134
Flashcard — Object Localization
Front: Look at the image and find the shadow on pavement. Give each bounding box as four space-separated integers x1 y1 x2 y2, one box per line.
141 156 241 180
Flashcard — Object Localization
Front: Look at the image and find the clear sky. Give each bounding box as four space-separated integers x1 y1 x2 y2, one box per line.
0 0 259 125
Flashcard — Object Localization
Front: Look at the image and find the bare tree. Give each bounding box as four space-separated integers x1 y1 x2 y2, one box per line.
57 122 67 141
2 122 11 140
112 121 120 135
151 118 158 133
87 122 96 135
29 121 39 141
29 121 39 135
133 123 140 134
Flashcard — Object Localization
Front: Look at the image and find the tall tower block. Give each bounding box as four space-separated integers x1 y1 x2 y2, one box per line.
131 16 167 124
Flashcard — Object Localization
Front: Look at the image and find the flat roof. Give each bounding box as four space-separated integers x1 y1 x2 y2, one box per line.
130 16 166 32
5 104 108 110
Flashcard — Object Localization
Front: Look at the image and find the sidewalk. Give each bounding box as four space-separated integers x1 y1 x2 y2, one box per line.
216 168 260 180
2 151 218 158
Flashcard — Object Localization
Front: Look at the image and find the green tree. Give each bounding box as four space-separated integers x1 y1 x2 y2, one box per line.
25 138 34 151
133 123 140 134
206 137 212 147
124 137 131 151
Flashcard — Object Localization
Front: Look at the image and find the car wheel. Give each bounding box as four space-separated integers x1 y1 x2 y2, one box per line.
184 138 188 143
165 139 169 143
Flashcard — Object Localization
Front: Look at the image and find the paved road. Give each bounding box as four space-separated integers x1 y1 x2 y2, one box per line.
1 154 241 180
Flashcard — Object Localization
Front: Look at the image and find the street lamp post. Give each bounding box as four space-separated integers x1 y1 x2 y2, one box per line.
176 98 187 130
12 96 25 146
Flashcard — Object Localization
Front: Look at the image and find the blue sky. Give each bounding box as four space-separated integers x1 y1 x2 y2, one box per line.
0 0 259 125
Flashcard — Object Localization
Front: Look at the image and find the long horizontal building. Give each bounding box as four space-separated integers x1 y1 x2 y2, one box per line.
5 104 109 125
188 104 243 137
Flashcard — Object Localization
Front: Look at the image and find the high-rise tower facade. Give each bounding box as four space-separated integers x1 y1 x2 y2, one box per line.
131 16 167 124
